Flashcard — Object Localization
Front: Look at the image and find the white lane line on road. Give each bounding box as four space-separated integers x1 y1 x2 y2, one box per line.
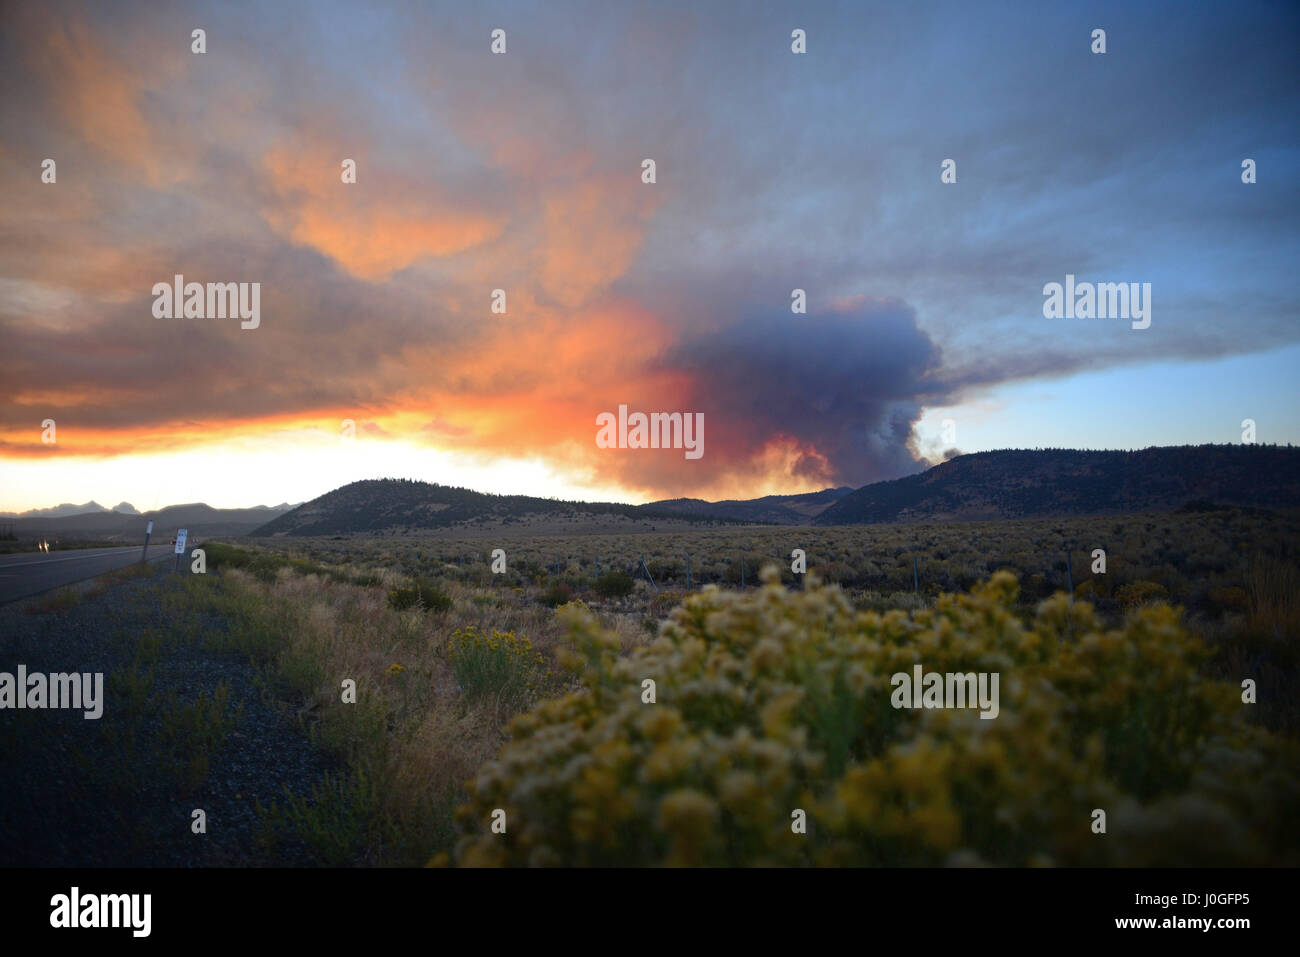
0 548 144 569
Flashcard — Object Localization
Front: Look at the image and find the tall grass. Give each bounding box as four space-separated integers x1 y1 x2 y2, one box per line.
187 558 591 865
447 626 552 712
1247 552 1300 641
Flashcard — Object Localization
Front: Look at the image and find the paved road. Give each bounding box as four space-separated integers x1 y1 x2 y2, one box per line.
0 544 178 605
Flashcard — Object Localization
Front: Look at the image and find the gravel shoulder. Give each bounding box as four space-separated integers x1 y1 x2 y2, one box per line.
0 564 340 866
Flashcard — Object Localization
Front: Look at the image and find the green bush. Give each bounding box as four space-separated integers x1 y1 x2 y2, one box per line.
448 626 549 710
387 578 453 613
539 582 574 607
721 555 766 585
647 558 681 582
244 555 279 583
203 542 268 576
418 585 454 614
387 586 421 610
204 542 351 585
593 570 634 598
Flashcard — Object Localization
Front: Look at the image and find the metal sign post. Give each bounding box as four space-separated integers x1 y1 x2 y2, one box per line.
141 520 153 563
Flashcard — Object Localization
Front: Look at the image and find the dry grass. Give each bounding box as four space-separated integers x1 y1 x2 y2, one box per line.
177 555 689 864
174 508 1300 861
19 560 158 614
1247 552 1300 641
190 565 635 863
21 588 84 615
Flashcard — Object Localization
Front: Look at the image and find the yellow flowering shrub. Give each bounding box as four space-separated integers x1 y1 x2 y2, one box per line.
555 598 593 616
452 569 1299 866
1117 579 1168 609
447 626 550 710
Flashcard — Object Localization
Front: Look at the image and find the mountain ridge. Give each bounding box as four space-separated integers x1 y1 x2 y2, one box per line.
248 479 763 537
641 487 854 524
13 445 1295 541
251 445 1300 537
3 502 299 541
814 444 1300 525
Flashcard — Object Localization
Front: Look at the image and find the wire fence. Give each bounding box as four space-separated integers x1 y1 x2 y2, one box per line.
425 547 1093 598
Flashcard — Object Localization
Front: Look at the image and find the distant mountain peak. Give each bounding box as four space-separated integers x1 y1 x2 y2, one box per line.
2 500 110 519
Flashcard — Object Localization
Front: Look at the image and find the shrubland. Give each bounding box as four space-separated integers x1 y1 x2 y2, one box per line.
178 508 1299 865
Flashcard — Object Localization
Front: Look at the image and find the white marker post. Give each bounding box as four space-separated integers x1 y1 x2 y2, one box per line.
141 520 153 564
174 528 187 573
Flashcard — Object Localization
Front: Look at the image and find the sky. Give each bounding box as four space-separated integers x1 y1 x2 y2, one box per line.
1 0 1297 511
